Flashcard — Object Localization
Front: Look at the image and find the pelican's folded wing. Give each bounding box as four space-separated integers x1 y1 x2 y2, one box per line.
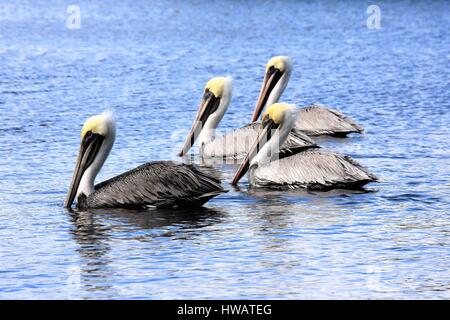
296 104 364 136
254 148 378 190
80 161 227 208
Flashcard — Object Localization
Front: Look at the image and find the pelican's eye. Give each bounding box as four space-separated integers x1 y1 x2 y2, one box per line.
203 88 214 100
82 130 103 153
262 113 270 127
83 130 93 143
267 65 281 77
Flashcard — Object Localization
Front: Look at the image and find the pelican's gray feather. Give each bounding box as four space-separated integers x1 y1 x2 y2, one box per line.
78 161 227 209
202 121 317 159
251 148 377 190
296 104 364 136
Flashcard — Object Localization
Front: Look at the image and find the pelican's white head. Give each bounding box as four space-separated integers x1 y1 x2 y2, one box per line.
202 76 232 130
64 111 116 208
80 110 115 140
179 76 233 156
232 103 298 185
252 56 292 122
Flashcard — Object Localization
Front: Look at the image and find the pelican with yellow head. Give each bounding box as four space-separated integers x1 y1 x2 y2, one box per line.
64 111 226 209
232 103 377 189
179 76 315 159
252 56 364 136
178 77 232 157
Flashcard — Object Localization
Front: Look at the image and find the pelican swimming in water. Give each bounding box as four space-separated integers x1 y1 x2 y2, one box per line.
64 111 226 209
232 103 377 190
178 77 315 159
252 56 364 137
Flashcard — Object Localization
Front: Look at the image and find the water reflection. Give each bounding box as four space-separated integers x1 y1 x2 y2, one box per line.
67 210 114 293
67 207 225 295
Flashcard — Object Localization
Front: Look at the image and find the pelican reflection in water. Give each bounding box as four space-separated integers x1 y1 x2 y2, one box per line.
64 111 226 209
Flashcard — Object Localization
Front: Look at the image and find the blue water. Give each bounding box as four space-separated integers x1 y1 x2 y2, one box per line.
0 0 449 299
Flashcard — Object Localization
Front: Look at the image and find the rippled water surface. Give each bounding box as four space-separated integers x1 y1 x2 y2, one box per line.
1 0 449 299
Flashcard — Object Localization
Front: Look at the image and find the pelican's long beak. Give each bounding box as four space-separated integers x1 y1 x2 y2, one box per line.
251 68 283 122
64 132 104 208
231 116 279 185
178 91 220 156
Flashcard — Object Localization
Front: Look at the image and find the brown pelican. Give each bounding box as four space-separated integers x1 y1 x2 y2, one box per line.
232 103 377 190
252 56 364 136
64 111 226 209
178 77 316 159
